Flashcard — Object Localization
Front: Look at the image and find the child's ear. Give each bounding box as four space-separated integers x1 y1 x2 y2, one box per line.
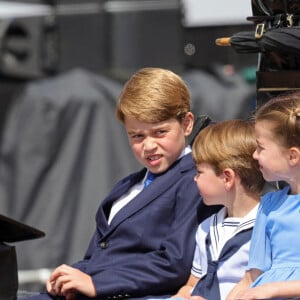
288 147 300 166
223 168 235 190
183 112 194 136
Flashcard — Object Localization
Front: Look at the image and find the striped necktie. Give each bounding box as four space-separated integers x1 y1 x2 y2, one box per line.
144 172 156 188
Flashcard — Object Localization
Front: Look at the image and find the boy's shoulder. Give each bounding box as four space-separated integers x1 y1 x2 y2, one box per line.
175 152 194 170
197 207 226 234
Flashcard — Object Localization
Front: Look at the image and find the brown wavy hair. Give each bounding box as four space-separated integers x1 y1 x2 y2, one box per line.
116 67 191 123
192 119 265 196
254 91 300 148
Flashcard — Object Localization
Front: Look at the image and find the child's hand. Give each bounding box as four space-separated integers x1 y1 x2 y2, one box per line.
233 286 271 300
46 264 96 298
171 285 192 299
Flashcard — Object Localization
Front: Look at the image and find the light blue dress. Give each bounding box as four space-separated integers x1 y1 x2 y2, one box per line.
248 185 300 286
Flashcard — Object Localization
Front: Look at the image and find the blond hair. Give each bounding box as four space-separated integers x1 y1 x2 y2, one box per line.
116 67 191 123
254 92 300 148
192 119 265 196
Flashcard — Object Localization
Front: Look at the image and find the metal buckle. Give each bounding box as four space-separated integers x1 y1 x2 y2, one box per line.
255 23 265 39
286 14 294 27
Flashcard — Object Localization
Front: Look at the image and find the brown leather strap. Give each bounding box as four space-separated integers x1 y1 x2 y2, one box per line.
257 71 300 92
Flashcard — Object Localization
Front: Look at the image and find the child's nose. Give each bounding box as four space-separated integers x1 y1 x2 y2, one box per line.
143 137 156 150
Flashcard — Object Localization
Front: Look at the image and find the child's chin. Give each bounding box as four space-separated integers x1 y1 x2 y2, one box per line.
202 198 210 206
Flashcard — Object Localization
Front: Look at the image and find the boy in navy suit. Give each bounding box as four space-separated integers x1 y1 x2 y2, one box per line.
24 68 217 300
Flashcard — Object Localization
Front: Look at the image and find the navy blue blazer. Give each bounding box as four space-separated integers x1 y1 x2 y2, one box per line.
27 154 218 300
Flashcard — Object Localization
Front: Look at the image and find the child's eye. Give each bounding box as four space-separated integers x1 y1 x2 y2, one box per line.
256 144 263 152
156 130 167 136
130 134 143 140
195 169 202 178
